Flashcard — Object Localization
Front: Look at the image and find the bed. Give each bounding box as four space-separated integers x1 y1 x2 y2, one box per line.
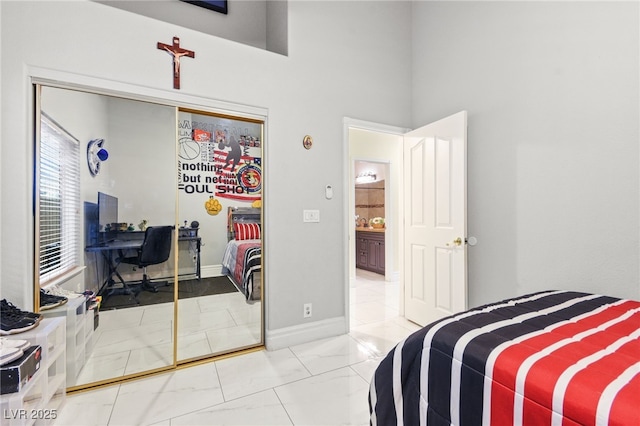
221 207 262 301
369 290 639 426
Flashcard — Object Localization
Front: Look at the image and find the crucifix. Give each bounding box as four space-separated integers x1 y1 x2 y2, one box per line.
157 36 195 90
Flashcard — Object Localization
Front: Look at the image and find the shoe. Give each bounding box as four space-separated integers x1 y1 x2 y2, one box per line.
0 346 23 366
0 300 42 324
39 289 67 311
81 290 96 298
44 285 82 299
0 337 30 351
0 309 39 336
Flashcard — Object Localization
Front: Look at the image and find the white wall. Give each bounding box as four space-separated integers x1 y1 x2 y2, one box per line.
412 1 640 305
6 1 635 349
96 0 272 52
0 1 412 347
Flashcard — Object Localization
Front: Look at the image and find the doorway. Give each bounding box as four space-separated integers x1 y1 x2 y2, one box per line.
344 112 468 332
344 119 406 332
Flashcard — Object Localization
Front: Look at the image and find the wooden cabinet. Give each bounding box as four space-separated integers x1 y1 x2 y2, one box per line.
356 230 385 275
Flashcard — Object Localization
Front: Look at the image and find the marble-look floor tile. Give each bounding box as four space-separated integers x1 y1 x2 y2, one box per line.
52 385 119 426
97 307 144 330
177 308 236 336
92 320 173 355
228 303 262 325
215 348 310 401
58 268 407 426
275 367 370 426
170 389 292 425
139 302 174 324
349 319 413 357
350 285 384 305
124 342 173 375
198 292 248 313
177 296 200 312
177 331 212 361
289 334 376 375
350 357 384 384
108 362 224 425
351 300 399 325
73 350 129 385
206 323 261 354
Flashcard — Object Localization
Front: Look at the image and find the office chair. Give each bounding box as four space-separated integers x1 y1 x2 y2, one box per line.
120 226 173 293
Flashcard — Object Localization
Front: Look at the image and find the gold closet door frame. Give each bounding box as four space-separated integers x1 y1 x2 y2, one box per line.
31 81 267 393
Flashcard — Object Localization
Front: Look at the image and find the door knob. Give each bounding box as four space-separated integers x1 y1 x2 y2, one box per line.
447 237 463 247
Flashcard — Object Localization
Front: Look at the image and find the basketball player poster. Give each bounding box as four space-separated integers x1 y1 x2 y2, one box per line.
177 110 263 207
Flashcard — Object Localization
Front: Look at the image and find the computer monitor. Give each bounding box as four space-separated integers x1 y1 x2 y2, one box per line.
84 201 99 247
98 192 118 244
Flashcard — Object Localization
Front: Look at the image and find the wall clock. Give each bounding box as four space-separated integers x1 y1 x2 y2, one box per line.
87 138 108 176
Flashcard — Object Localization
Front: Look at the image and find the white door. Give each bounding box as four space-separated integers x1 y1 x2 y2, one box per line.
403 111 467 326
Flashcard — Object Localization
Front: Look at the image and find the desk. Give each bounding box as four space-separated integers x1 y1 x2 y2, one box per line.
86 235 201 298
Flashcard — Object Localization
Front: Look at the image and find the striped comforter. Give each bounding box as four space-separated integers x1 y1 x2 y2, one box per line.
221 239 261 300
234 242 261 300
369 290 640 426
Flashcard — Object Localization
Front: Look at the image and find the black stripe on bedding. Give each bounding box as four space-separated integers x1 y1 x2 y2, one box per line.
369 290 620 426
241 246 261 298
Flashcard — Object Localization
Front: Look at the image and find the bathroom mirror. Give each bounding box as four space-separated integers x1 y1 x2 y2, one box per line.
34 84 264 390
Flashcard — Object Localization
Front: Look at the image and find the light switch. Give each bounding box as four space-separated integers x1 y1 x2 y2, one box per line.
303 209 320 223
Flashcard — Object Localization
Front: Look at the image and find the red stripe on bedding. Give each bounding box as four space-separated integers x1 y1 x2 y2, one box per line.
563 340 640 425
525 314 640 416
607 372 640 426
490 301 640 425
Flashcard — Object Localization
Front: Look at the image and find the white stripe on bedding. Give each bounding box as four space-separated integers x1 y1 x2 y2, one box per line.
550 321 640 426
370 375 378 426
595 362 640 426
392 340 405 426
450 293 601 425
418 290 563 426
511 295 621 425
482 297 628 425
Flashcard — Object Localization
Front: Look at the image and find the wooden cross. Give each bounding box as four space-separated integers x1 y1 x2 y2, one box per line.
157 36 195 90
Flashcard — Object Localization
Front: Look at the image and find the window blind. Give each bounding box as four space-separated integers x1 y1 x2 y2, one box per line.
39 113 80 284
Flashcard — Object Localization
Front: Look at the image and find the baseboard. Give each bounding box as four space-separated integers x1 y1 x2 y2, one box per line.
265 316 348 351
201 264 224 278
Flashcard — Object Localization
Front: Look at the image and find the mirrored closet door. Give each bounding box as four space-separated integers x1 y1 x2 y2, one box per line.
33 84 264 391
175 108 264 363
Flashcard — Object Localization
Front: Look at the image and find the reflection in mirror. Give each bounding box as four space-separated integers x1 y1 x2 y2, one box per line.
176 109 263 362
36 85 177 389
35 85 265 391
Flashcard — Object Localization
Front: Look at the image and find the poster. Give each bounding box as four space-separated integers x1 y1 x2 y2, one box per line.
178 110 263 212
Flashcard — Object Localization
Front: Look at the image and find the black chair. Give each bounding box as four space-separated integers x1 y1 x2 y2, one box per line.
120 226 173 293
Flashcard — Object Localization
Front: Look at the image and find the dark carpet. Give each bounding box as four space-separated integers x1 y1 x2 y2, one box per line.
100 276 239 310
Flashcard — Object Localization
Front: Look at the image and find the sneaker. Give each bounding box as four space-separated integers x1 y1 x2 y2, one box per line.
45 285 82 299
39 290 67 311
0 310 39 336
0 337 30 351
0 300 41 323
0 346 23 366
81 290 96 298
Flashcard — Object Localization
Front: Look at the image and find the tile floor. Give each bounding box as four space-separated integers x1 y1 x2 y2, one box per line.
73 290 262 387
53 269 421 425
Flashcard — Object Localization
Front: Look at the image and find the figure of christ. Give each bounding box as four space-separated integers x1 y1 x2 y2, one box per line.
157 36 195 90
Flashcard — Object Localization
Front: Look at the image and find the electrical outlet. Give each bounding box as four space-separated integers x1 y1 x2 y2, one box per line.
303 303 312 318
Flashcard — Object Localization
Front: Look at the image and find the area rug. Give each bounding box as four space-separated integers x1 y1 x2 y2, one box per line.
100 276 238 310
